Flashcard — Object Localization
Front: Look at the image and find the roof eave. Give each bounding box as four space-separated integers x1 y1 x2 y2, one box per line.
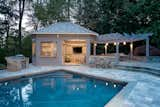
32 32 98 36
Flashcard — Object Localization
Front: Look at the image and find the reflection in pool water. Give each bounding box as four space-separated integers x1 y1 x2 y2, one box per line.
0 71 125 107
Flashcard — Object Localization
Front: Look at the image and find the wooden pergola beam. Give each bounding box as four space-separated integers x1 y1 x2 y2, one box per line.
92 33 152 63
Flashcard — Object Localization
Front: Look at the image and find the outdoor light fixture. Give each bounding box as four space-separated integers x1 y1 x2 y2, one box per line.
57 34 59 38
130 43 133 50
94 43 97 47
123 42 126 45
104 43 108 48
114 42 119 45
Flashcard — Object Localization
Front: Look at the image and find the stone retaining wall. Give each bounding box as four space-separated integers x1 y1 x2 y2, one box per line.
89 56 160 68
89 56 117 68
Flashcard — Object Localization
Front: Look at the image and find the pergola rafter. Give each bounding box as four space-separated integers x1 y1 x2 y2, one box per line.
96 33 152 43
93 33 153 63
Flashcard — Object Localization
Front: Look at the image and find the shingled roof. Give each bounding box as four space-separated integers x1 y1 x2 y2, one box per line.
32 22 98 36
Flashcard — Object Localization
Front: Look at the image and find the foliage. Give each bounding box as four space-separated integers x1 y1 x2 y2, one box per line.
0 35 32 65
33 0 68 26
0 63 6 70
0 0 32 65
33 0 160 49
21 35 32 58
74 0 160 48
75 0 99 30
0 0 160 65
0 48 7 64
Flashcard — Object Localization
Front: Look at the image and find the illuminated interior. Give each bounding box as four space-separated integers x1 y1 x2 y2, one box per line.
63 40 86 65
40 42 57 57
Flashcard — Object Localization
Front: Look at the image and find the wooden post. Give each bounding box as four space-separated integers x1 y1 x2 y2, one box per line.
115 42 119 63
36 38 40 65
104 43 108 55
94 43 97 56
130 42 133 59
58 39 62 65
86 40 91 64
146 37 149 57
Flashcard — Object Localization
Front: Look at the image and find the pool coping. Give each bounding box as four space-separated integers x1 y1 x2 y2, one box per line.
0 67 136 107
62 69 135 107
62 69 134 107
105 82 137 107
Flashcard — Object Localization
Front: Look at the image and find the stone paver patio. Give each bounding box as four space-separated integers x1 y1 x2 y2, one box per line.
0 65 160 107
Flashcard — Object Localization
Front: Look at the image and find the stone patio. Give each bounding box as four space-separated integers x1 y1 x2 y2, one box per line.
0 64 160 107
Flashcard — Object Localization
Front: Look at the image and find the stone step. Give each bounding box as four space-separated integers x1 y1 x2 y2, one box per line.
116 65 160 77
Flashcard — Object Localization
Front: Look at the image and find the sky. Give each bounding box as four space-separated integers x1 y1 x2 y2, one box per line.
22 14 33 32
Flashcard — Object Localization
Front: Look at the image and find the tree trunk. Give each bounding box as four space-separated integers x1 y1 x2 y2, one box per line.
5 24 9 54
18 0 25 53
0 37 3 48
67 0 70 21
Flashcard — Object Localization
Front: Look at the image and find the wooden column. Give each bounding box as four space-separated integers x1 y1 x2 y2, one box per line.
57 39 62 65
32 39 36 65
93 43 97 56
104 43 108 55
146 37 149 57
130 42 133 59
115 42 119 63
86 39 91 64
36 38 40 65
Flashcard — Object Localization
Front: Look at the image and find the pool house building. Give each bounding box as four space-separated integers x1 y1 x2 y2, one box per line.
32 22 152 66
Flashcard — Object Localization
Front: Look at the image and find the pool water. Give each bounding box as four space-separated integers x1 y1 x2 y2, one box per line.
0 71 125 107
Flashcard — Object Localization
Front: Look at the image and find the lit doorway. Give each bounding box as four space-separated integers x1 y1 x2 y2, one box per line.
63 40 86 65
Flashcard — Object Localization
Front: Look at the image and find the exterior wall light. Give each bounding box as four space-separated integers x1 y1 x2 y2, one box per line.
123 42 126 45
94 43 97 47
104 43 108 48
57 34 59 38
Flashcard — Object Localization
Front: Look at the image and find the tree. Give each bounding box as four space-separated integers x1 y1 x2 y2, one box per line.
123 0 160 48
18 0 26 52
74 0 83 24
22 35 32 58
0 0 17 50
66 0 71 20
0 0 10 48
10 0 32 53
33 0 68 26
0 0 32 65
32 0 160 49
74 0 99 30
64 0 75 21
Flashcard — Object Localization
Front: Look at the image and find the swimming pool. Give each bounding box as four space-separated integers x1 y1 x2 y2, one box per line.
0 71 125 107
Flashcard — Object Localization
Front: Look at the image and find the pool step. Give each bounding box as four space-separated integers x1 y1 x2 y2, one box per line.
115 65 160 77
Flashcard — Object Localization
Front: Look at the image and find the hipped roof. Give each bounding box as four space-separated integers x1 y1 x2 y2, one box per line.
32 22 98 36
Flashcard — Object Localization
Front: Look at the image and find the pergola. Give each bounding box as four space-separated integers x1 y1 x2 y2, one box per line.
93 33 153 63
